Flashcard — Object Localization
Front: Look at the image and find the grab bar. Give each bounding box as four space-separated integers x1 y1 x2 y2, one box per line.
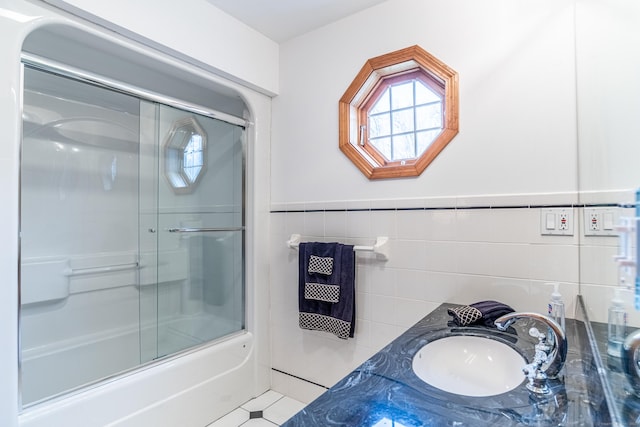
64 262 139 276
167 226 245 233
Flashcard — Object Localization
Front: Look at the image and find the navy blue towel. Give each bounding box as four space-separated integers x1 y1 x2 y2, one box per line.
448 300 515 327
298 242 355 339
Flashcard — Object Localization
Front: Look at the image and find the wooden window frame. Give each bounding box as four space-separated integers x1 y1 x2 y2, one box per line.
339 45 459 179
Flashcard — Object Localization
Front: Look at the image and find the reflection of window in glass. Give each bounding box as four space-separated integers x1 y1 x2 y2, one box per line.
339 45 459 179
183 134 204 183
164 117 207 193
101 155 118 191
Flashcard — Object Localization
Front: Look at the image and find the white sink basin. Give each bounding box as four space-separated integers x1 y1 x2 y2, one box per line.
412 335 525 397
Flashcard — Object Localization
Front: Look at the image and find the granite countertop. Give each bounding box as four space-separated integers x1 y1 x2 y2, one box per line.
591 321 640 426
282 304 610 426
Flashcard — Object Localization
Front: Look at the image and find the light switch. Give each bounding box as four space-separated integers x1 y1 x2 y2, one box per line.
584 207 619 236
603 212 615 230
541 208 573 235
545 213 556 230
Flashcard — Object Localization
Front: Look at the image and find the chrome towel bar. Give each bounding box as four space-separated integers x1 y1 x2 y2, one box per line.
286 234 389 261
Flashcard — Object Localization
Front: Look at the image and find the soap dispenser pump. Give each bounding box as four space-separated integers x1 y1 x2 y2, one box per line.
547 282 565 332
608 287 627 358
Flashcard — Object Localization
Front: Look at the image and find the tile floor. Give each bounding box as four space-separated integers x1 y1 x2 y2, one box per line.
207 390 306 426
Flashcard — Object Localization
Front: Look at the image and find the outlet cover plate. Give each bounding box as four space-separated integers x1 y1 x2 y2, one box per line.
540 208 574 236
584 207 618 236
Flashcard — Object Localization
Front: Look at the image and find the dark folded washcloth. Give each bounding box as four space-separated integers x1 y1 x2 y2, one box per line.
448 300 515 327
298 242 356 339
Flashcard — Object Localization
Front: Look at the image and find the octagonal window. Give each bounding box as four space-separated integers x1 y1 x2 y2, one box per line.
366 72 444 162
339 45 459 179
164 117 207 193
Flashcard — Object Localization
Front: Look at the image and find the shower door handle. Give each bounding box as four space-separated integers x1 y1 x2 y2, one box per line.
166 226 245 233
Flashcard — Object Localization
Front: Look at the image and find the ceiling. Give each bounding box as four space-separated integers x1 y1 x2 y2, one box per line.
206 0 389 43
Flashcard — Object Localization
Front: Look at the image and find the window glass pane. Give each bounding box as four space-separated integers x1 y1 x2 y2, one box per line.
416 81 441 104
392 134 416 160
190 134 203 151
416 103 443 130
370 87 390 114
369 113 390 138
370 137 391 159
392 109 414 134
416 129 441 156
391 81 414 110
183 134 204 183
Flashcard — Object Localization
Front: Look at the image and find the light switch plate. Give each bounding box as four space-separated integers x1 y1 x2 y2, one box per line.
540 208 574 236
584 207 619 236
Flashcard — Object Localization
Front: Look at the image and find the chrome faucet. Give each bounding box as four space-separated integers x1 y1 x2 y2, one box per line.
521 327 553 394
623 329 640 396
494 312 567 379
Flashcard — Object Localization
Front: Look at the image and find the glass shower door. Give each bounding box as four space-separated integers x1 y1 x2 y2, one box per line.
20 67 246 407
20 67 142 406
152 104 245 358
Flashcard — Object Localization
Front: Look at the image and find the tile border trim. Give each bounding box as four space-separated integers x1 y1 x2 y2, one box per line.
270 202 621 214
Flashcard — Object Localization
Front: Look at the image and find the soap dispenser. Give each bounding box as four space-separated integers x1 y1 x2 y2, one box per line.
547 282 565 332
608 287 627 358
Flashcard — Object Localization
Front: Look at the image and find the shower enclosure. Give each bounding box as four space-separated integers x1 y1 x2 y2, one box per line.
19 65 245 406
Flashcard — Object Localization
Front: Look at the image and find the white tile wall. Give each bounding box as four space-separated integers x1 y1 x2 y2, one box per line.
270 371 326 404
580 201 638 325
270 193 585 397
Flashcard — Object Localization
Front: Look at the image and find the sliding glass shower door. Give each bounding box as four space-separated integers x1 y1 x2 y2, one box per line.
139 103 245 361
19 66 245 407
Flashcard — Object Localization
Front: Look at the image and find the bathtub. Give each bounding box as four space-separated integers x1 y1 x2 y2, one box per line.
20 331 256 427
21 311 245 406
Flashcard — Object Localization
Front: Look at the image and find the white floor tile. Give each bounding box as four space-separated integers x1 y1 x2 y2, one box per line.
207 408 250 426
242 418 278 426
241 390 284 412
263 397 306 425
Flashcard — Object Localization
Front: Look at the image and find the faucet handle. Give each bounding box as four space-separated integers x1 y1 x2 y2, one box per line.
530 327 552 354
523 360 550 394
494 311 567 379
529 327 545 340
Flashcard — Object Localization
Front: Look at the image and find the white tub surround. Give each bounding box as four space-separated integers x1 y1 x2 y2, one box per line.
0 1 273 426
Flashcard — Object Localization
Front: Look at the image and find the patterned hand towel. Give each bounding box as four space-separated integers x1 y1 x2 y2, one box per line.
448 300 515 327
298 242 355 339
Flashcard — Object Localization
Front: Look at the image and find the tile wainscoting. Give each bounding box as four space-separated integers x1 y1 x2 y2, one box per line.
269 190 636 401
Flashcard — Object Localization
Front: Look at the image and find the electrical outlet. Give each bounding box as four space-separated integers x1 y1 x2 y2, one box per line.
589 212 600 231
540 208 574 236
584 207 618 236
559 213 569 230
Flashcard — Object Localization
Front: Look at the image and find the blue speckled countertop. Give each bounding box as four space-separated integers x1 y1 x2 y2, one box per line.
282 303 611 426
590 321 640 426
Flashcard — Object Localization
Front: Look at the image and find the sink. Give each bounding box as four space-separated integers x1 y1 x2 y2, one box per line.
412 335 526 397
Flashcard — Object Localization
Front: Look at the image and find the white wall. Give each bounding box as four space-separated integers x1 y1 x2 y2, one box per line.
575 0 640 193
269 0 581 401
271 0 577 203
39 0 279 95
575 1 640 325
